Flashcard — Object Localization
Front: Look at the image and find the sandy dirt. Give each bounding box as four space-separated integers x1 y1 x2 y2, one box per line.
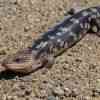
0 0 100 100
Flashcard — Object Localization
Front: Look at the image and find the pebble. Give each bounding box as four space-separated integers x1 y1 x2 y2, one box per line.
96 79 100 88
92 79 100 96
9 0 17 4
35 18 41 22
71 88 79 97
83 96 91 100
52 86 64 96
24 26 30 32
64 87 72 97
47 95 56 100
38 89 47 98
19 84 26 90
75 58 82 63
27 14 35 23
6 96 18 100
92 89 100 97
24 89 32 96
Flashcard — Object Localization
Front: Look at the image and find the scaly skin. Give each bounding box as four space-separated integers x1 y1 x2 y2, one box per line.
0 6 100 74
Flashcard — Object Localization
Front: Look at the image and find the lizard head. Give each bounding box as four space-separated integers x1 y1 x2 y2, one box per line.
1 47 54 74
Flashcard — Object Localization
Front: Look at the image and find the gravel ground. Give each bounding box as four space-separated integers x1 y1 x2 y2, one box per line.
0 0 100 100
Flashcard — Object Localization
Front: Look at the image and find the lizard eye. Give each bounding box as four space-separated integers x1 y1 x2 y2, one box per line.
13 58 23 63
13 56 28 63
14 58 21 62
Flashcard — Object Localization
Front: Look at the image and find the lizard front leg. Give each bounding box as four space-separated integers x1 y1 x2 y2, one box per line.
89 18 100 36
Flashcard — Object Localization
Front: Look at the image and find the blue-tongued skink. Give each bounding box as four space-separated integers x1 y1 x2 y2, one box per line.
1 6 100 74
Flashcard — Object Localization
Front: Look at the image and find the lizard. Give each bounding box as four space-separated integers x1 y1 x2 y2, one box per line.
0 6 100 74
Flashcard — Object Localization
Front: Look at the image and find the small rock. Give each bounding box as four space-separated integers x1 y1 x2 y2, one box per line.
92 89 100 97
35 18 41 22
25 89 32 96
27 14 34 23
10 0 17 5
47 95 56 100
19 84 26 90
92 79 100 96
71 88 79 97
29 97 41 100
64 87 71 97
83 96 91 100
36 89 47 98
6 95 17 100
96 79 100 88
24 26 30 32
75 58 82 63
17 91 25 97
88 46 92 50
52 86 64 96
